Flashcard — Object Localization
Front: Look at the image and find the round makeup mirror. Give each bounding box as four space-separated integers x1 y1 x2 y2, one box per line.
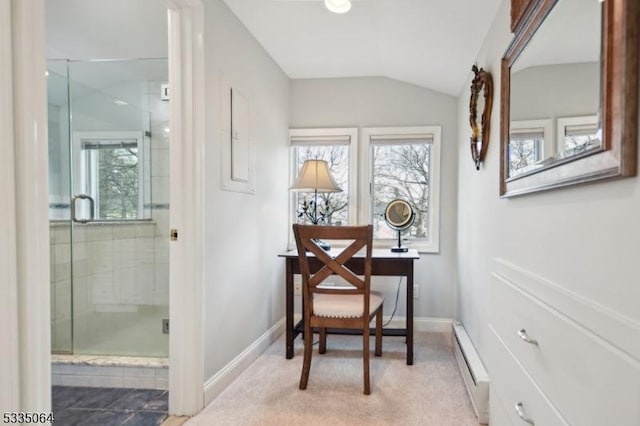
384 199 415 252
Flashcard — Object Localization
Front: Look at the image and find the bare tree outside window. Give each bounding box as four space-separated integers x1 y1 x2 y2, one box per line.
85 145 140 220
508 138 541 176
99 147 139 219
295 145 349 225
372 143 430 239
558 118 601 158
562 134 599 156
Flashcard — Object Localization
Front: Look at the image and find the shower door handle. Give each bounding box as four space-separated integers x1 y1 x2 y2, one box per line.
71 194 95 223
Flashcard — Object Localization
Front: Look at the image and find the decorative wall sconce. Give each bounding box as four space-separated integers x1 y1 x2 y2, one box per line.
469 65 494 170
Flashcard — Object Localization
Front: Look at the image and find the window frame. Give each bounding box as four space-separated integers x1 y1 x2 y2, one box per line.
288 127 358 248
556 115 600 156
361 126 441 253
73 131 145 221
508 119 553 177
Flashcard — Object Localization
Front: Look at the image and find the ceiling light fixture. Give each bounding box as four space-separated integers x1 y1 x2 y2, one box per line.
325 0 351 14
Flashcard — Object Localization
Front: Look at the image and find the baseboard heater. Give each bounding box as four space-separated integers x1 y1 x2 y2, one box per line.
453 322 489 424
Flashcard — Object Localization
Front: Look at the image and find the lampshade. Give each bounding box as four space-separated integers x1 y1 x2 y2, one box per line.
325 0 351 14
290 159 343 193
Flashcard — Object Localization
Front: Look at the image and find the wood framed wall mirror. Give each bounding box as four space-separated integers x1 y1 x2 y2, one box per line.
500 0 639 197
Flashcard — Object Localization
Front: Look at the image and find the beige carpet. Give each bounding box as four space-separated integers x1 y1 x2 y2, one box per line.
187 332 479 426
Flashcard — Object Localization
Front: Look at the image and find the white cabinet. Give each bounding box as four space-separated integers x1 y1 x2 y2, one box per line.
488 328 567 425
488 259 640 425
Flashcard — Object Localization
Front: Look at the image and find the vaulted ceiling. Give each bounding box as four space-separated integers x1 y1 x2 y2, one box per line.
223 0 503 95
46 0 504 96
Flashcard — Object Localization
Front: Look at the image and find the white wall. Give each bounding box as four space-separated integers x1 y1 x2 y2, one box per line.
511 61 599 121
202 0 290 380
291 77 459 319
46 0 167 60
456 0 640 361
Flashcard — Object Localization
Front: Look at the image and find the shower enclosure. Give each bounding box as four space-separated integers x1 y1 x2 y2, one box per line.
48 59 169 357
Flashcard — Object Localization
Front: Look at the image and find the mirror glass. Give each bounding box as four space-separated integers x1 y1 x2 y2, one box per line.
384 199 414 230
507 0 602 179
476 92 486 157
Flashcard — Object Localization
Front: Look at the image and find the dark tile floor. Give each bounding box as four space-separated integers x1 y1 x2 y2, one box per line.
52 386 168 426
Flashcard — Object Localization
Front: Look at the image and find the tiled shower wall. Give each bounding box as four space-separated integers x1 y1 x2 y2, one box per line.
50 219 169 356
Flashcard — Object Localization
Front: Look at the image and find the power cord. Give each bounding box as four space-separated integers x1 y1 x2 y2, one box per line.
382 276 402 327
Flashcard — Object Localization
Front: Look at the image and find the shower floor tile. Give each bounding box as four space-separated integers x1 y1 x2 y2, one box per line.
52 386 168 426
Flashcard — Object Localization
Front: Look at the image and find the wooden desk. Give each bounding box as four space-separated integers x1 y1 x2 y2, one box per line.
279 249 420 365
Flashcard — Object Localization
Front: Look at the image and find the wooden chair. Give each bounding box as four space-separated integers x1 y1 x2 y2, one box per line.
292 224 383 395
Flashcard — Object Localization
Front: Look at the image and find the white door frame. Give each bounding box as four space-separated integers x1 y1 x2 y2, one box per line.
1 0 207 416
1 0 51 412
167 0 206 416
1 0 23 412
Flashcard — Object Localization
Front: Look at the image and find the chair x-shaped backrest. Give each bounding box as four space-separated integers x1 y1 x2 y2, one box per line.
293 224 373 296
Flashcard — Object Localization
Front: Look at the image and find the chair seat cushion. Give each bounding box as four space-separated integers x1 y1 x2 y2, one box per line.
313 291 383 318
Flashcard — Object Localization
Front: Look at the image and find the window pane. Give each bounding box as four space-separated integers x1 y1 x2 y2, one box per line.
91 146 140 220
562 124 600 156
508 137 542 176
372 143 430 239
294 145 349 225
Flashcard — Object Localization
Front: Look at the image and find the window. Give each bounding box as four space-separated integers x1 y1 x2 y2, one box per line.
75 132 146 220
289 126 441 253
557 115 601 157
289 128 358 227
363 127 441 253
508 119 552 177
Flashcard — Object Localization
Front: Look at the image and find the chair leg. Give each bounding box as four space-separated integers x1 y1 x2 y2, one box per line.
363 323 370 395
299 320 313 390
319 327 327 354
375 305 383 357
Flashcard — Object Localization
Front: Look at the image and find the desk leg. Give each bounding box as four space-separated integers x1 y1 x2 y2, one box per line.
406 262 414 365
285 259 294 359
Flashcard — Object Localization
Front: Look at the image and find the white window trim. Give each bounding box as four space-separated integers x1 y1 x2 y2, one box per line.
73 130 145 220
556 115 600 150
288 127 358 249
361 126 441 253
510 119 553 160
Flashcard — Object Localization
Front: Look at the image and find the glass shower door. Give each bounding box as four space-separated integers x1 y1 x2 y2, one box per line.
47 59 170 357
68 59 169 357
48 60 73 354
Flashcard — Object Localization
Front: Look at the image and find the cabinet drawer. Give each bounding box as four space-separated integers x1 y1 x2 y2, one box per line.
490 388 515 426
490 275 640 425
488 326 567 426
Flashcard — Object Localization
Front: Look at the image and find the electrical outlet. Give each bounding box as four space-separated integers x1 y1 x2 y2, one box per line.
294 281 302 296
413 284 419 299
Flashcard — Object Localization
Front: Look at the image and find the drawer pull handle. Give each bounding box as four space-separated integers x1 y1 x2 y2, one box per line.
515 402 535 425
518 329 539 346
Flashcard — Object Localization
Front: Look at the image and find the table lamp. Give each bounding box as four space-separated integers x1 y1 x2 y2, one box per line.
290 159 342 249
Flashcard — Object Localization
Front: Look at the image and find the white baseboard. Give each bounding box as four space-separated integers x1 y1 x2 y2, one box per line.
385 317 454 335
453 322 489 424
203 318 285 406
